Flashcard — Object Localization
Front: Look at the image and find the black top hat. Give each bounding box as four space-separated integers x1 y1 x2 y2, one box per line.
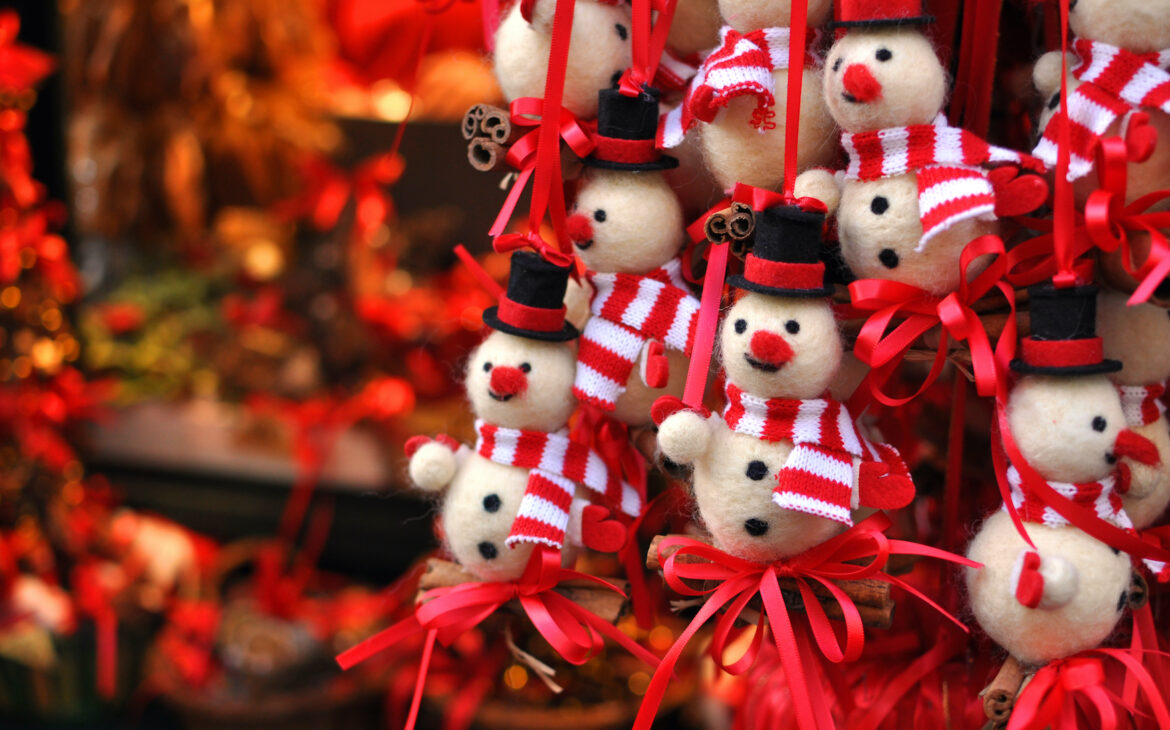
728 205 833 298
482 251 579 342
584 88 678 172
1011 283 1121 375
830 0 934 28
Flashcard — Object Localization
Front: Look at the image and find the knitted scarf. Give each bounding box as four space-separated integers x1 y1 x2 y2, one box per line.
658 26 820 149
574 258 700 411
1034 38 1170 181
840 114 1037 249
474 420 641 549
721 381 908 526
1119 382 1168 428
1004 464 1132 530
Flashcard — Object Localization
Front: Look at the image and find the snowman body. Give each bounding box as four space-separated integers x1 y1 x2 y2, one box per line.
569 167 695 425
443 454 536 582
493 0 632 120
966 375 1137 666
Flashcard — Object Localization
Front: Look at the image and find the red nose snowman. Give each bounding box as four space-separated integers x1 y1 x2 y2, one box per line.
566 89 700 427
796 0 1043 295
407 252 641 581
654 205 914 563
967 284 1163 666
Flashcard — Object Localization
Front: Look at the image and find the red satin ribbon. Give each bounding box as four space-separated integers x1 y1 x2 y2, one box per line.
991 397 1170 563
492 229 575 268
849 235 1017 407
337 548 658 730
487 97 595 239
72 563 121 699
1008 650 1170 730
782 0 809 198
619 0 678 96
1083 135 1170 304
633 513 978 730
1050 0 1077 288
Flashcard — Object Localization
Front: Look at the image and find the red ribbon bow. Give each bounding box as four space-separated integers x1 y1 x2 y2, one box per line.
1008 650 1170 730
633 513 977 730
337 548 658 730
275 152 404 247
848 235 1017 407
1084 134 1170 304
491 230 575 268
487 98 595 239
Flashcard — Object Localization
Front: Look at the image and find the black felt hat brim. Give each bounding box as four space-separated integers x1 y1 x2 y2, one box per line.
727 274 835 299
1009 358 1123 376
583 155 680 171
829 15 934 28
482 306 579 342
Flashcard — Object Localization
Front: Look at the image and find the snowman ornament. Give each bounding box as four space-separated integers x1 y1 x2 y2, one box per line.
966 284 1162 667
1099 290 1170 533
407 252 641 581
658 0 837 192
567 89 700 427
655 204 915 563
796 0 1043 296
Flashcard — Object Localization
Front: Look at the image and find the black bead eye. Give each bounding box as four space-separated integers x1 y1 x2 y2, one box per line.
785 320 800 335
615 23 628 40
744 518 769 536
483 494 501 513
746 460 768 480
875 48 893 62
879 248 900 269
610 71 622 88
734 319 747 334
1048 93 1060 111
1092 416 1107 432
593 209 607 223
519 362 531 373
483 361 492 372
832 58 842 72
870 196 889 215
478 541 498 560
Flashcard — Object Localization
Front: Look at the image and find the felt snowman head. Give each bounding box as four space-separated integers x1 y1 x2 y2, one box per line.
822 1 945 134
566 90 685 275
1067 0 1170 53
667 0 721 56
720 207 841 401
493 0 633 119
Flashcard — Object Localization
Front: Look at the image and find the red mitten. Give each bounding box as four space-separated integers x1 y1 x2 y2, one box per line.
644 341 670 389
857 462 916 510
988 166 1049 217
1126 112 1157 163
1014 551 1044 609
581 505 628 553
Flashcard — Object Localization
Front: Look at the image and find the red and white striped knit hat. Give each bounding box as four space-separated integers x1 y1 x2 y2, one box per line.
1034 38 1170 181
840 114 1041 249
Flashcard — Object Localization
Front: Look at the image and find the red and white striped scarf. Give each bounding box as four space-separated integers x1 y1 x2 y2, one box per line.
840 114 1038 249
654 48 700 95
1119 382 1169 428
574 258 700 411
1004 464 1131 529
658 26 820 149
1034 38 1170 181
474 420 641 549
721 381 908 526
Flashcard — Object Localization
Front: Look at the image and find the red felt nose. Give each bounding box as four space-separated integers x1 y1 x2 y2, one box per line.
1114 428 1160 466
843 63 882 102
566 213 593 244
490 366 528 396
750 330 793 365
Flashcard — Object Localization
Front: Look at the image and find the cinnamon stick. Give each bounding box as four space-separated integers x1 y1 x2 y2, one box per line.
981 656 1025 725
468 139 506 172
461 104 489 141
417 557 629 624
704 203 754 245
479 105 518 145
646 534 895 629
1128 571 1149 611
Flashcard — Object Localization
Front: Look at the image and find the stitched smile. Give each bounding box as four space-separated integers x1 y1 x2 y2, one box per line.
842 91 860 103
489 391 514 402
574 238 594 250
744 353 783 373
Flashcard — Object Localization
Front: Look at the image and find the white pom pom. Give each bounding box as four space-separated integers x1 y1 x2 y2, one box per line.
409 442 457 492
657 411 712 465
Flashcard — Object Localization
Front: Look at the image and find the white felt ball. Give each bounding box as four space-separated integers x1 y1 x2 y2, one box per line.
465 331 578 432
657 410 713 465
409 441 457 492
793 168 841 214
